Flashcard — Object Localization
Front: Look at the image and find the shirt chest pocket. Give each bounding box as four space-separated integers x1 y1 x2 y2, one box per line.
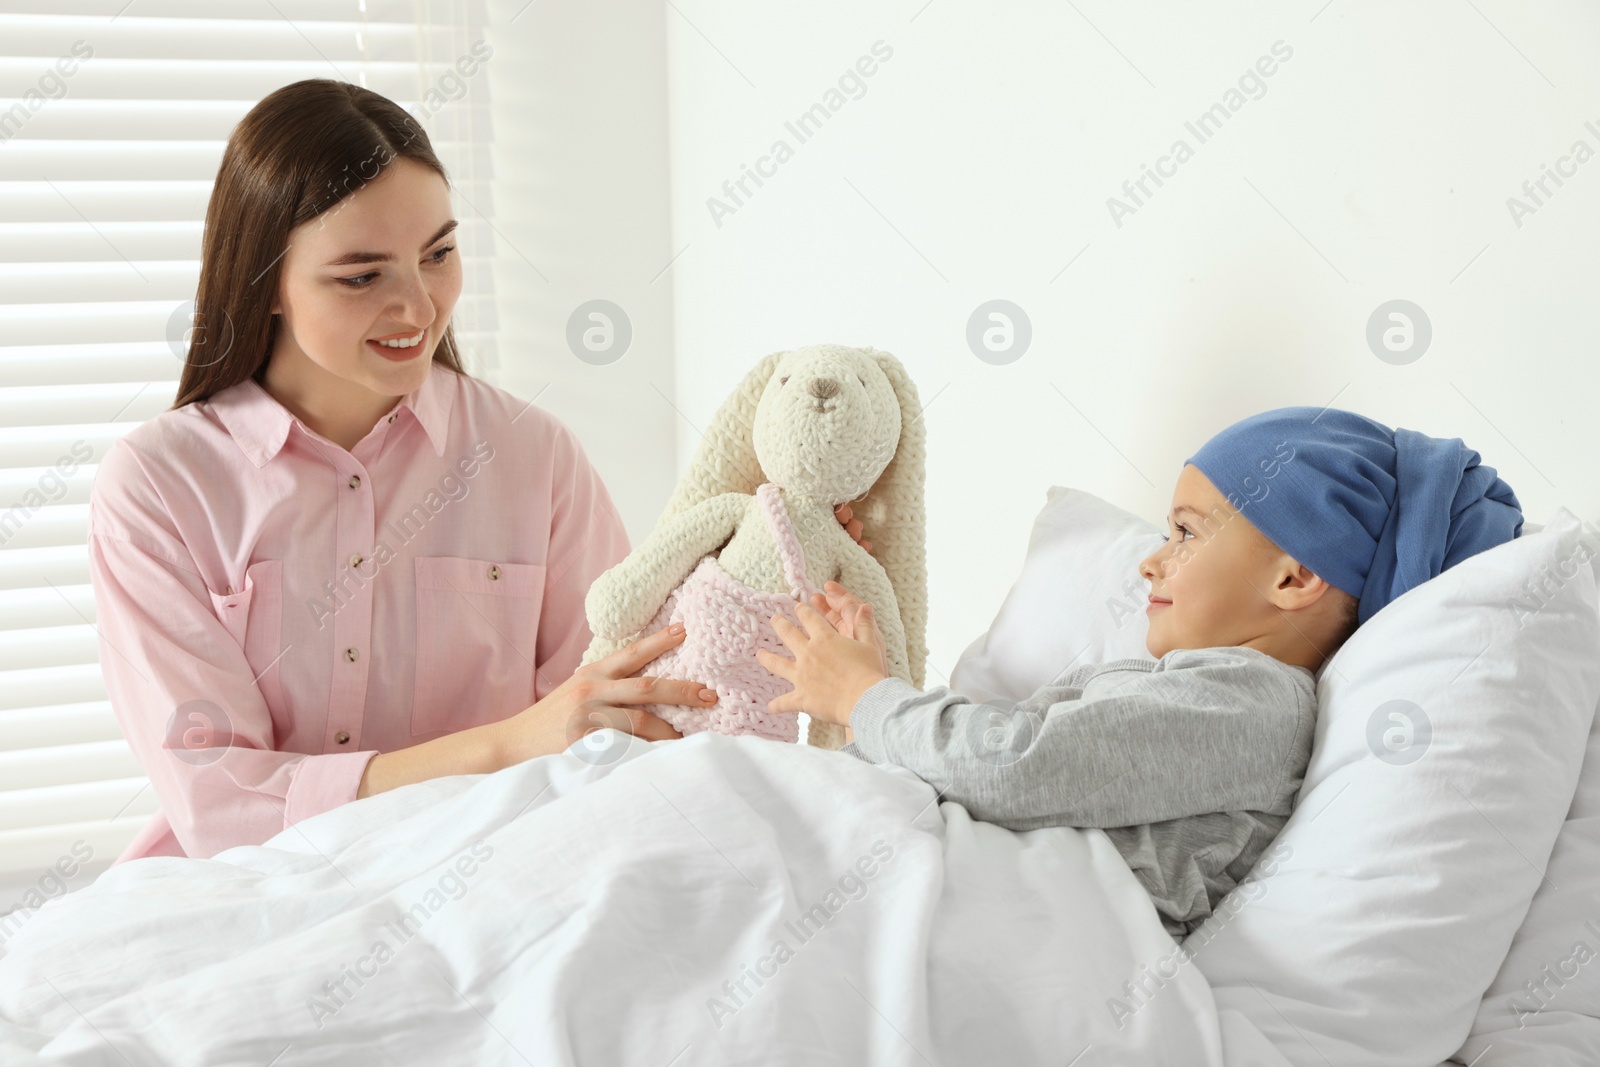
207 558 288 717
412 556 546 737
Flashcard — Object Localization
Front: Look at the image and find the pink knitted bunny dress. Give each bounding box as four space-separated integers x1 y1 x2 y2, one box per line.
636 483 816 742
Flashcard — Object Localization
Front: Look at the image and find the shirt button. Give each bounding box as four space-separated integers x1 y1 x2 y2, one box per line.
346 647 359 662
388 413 397 423
348 474 361 489
335 731 350 745
349 553 364 569
488 564 500 581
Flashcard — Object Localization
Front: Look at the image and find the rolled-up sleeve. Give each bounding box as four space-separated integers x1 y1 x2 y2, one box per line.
89 444 378 860
531 420 631 699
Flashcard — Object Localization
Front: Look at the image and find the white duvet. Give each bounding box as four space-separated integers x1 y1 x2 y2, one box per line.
0 731 1287 1065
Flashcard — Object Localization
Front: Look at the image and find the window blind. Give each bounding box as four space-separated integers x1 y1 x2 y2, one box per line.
0 0 497 919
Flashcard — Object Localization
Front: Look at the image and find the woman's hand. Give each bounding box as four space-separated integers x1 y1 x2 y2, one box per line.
496 623 716 765
835 503 872 554
758 583 890 728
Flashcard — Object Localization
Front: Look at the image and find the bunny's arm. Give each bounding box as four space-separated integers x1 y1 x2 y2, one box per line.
584 492 749 641
832 541 910 685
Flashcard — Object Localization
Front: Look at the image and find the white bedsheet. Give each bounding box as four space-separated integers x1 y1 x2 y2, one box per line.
0 731 1281 1065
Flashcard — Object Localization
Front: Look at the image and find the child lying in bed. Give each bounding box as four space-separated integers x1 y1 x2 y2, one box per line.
757 405 1524 941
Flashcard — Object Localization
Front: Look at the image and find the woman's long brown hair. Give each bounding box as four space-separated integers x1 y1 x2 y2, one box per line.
171 79 472 409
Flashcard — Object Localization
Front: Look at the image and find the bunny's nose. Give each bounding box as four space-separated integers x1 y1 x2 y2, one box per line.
808 378 841 399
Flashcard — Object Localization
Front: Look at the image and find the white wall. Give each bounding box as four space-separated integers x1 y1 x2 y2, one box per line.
482 0 679 541
484 1 1600 683
662 0 1600 682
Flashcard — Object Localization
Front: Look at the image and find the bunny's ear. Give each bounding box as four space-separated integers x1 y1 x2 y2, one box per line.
853 348 928 690
657 349 786 524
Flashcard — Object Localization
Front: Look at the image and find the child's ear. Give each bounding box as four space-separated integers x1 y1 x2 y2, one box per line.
1276 562 1331 606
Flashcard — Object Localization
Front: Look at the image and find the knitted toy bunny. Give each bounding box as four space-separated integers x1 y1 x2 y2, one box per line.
580 344 927 750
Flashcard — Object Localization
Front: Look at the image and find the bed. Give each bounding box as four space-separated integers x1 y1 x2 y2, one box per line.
0 729 1243 1064
1 490 1596 1065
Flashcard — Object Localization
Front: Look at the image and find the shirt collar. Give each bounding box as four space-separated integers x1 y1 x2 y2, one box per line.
210 366 455 468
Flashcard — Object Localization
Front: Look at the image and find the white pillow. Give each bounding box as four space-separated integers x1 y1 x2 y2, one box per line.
948 487 1160 704
1190 507 1599 1065
1451 520 1600 1067
950 490 1600 1064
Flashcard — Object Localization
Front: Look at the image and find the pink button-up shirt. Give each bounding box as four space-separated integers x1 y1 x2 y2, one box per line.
88 365 630 863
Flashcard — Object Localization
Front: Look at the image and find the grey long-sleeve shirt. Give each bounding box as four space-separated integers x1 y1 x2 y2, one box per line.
838 645 1318 941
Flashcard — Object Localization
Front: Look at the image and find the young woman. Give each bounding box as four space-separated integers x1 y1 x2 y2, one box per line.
89 80 865 863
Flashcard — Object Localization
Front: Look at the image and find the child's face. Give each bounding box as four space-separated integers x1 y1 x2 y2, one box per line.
1137 464 1298 658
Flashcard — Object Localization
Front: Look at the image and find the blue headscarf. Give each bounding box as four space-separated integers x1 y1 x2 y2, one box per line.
1184 406 1523 625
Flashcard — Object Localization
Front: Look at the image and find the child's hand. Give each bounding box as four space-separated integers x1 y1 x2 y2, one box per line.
758 594 890 728
809 580 888 665
834 504 872 554
811 582 889 745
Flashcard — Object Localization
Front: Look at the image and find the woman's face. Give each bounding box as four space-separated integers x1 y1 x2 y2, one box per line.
269 156 462 398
